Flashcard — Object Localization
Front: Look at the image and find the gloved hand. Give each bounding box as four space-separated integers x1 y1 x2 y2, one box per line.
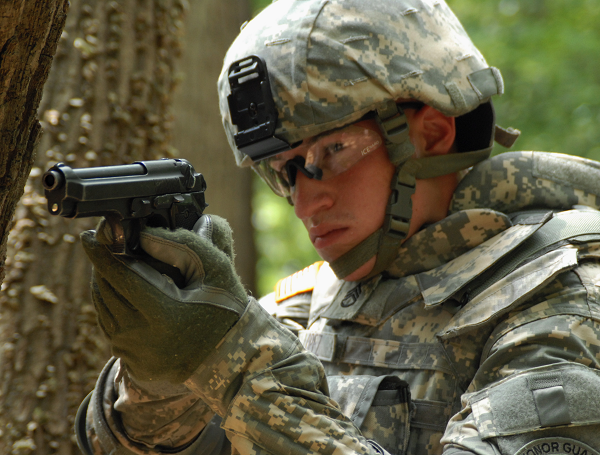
80 215 248 384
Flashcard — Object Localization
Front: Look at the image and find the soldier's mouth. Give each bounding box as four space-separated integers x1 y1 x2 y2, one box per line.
311 227 349 250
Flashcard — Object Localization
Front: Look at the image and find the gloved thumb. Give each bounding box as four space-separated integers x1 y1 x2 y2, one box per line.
194 214 236 263
139 216 246 302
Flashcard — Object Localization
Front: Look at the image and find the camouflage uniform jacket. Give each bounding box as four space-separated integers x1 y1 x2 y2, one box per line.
80 151 600 455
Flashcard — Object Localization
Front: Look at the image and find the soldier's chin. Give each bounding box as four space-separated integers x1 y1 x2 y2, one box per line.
314 244 345 264
341 257 377 282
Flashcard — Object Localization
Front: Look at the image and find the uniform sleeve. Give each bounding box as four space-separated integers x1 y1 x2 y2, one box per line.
79 357 226 455
183 297 382 455
259 291 312 334
441 262 600 455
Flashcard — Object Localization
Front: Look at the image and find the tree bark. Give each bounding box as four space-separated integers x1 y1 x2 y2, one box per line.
0 0 187 453
171 0 256 294
0 0 69 288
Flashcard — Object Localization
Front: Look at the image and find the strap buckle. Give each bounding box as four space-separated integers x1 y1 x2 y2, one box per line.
383 160 420 239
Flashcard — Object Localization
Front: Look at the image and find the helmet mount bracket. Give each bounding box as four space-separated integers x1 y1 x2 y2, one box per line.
228 56 290 162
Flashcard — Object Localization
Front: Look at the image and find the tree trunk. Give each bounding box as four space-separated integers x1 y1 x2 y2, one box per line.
0 0 69 288
0 0 187 453
171 0 256 294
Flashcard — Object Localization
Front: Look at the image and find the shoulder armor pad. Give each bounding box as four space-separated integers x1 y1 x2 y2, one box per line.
462 363 600 440
275 261 324 303
451 151 600 213
439 245 579 340
439 209 600 339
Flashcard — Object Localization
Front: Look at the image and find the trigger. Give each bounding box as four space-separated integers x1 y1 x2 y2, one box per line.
104 215 126 254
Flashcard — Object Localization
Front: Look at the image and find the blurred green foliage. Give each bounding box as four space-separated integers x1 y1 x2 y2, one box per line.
252 178 321 295
450 0 600 159
250 0 600 295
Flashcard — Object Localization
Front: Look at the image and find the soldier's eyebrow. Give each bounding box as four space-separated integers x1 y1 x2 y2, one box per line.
304 132 327 146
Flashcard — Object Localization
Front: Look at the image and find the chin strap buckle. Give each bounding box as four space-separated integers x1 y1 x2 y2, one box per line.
384 160 421 239
376 101 409 145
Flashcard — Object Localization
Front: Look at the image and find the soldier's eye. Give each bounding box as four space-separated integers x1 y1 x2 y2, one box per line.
325 142 345 154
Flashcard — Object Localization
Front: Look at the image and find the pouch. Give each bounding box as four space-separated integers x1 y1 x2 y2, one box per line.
466 363 600 455
327 375 413 455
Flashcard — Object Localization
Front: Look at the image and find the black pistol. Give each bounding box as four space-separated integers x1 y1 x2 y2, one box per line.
42 158 207 256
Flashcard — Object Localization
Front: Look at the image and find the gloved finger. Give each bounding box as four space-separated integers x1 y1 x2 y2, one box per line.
140 226 238 290
80 229 118 274
193 215 235 262
94 218 115 245
139 228 206 286
81 230 180 308
91 271 144 338
90 277 118 339
193 214 213 241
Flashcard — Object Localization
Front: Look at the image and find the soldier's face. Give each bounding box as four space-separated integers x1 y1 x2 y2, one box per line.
288 120 395 268
280 105 457 280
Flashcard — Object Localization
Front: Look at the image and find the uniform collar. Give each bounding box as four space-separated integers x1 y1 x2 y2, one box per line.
385 208 511 278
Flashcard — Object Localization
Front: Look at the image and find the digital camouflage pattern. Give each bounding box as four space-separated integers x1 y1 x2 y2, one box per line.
288 152 600 455
82 359 215 454
450 151 600 214
217 0 503 167
80 151 600 455
85 302 376 455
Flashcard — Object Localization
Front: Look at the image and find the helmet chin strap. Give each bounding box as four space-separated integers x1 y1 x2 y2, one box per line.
329 101 492 280
328 157 419 279
329 101 416 279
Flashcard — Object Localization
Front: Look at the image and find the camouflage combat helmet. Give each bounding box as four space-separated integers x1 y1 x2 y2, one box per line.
218 0 519 279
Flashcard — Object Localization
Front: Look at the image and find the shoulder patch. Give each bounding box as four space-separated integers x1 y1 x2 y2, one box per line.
275 261 325 303
516 438 600 455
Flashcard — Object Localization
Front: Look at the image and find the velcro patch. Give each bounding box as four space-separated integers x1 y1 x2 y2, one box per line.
515 438 600 455
275 261 324 303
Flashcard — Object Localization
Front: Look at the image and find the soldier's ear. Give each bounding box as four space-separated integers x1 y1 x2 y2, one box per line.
407 106 456 158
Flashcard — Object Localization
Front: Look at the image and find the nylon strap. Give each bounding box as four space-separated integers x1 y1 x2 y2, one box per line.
377 100 416 165
365 233 406 280
330 96 493 280
298 330 450 371
329 157 419 279
329 229 381 279
413 148 492 179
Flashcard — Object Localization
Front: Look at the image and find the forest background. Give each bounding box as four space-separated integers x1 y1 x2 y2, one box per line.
252 0 600 294
0 0 598 452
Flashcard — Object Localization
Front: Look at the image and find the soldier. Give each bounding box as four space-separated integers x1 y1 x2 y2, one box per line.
75 0 600 454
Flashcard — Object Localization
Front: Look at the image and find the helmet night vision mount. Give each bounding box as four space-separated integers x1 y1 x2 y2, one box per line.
227 56 292 162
